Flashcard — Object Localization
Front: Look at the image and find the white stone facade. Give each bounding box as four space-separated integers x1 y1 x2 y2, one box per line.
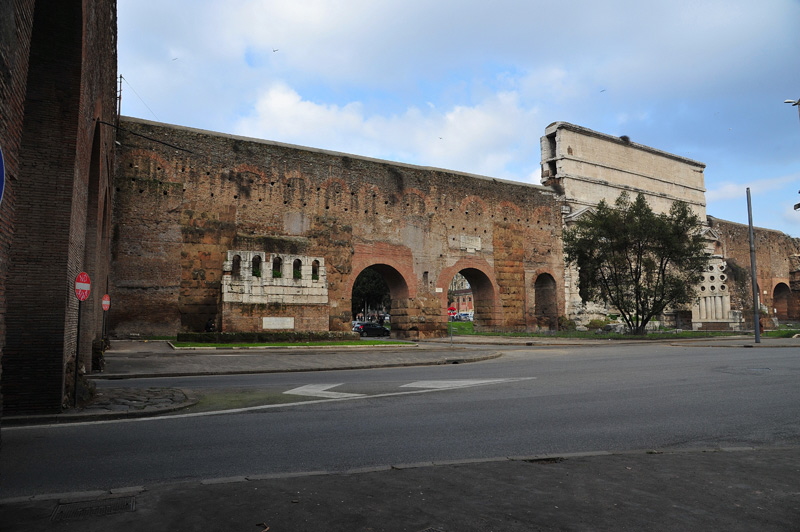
542 122 739 329
222 250 328 305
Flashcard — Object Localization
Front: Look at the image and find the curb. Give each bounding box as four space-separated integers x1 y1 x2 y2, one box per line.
88 352 503 380
1 389 199 427
3 445 794 505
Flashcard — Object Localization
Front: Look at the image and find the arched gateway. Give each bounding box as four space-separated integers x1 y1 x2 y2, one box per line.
111 118 567 339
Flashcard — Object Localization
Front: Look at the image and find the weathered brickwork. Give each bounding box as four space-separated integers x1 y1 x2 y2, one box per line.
0 0 37 420
707 217 800 323
0 0 118 415
111 118 566 339
2 2 798 417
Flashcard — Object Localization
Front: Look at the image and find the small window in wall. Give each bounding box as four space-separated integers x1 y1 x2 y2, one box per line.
232 255 241 277
272 256 283 278
252 256 262 277
312 260 320 281
293 259 302 279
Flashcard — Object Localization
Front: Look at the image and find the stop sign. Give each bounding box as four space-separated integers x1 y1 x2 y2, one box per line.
448 306 457 317
74 272 91 301
102 294 111 311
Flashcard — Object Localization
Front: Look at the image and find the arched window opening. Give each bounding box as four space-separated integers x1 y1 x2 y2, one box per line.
232 255 241 277
773 283 791 320
312 260 320 281
534 273 558 330
252 255 262 277
293 259 303 279
272 256 283 278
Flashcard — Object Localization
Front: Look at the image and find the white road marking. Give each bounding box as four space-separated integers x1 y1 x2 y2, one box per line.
284 384 364 399
401 379 521 389
8 378 536 428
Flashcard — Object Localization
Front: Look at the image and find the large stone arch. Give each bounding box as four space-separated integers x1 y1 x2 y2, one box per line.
346 242 444 338
533 272 558 330
439 259 502 331
772 282 791 321
349 263 413 338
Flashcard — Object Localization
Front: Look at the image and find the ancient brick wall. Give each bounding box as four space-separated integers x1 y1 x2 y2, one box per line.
111 118 565 338
1 0 118 414
708 216 800 322
0 0 37 420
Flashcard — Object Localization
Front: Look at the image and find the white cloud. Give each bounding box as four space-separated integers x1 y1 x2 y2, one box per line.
118 0 800 236
235 83 542 179
706 174 800 203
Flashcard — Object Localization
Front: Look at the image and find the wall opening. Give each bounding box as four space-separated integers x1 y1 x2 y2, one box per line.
456 268 497 330
351 264 411 334
272 256 282 278
534 273 558 330
448 272 473 322
773 283 791 320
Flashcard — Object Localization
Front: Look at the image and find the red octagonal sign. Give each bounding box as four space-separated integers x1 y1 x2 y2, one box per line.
75 272 91 301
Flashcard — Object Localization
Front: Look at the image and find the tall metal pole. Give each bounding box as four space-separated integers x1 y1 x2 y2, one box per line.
73 300 83 407
747 188 760 343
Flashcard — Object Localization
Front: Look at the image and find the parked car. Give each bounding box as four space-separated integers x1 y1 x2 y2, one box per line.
353 322 390 337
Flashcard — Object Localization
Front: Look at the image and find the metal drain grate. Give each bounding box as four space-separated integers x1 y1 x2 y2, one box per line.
51 496 136 522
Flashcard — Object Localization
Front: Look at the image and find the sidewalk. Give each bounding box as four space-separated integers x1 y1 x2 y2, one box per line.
2 336 799 531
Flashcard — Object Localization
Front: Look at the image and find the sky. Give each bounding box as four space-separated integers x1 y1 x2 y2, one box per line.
118 0 800 237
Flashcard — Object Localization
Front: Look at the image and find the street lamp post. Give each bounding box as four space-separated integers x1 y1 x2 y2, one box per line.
786 99 799 210
786 97 799 123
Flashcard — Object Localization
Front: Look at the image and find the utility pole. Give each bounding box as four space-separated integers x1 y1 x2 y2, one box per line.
747 188 760 343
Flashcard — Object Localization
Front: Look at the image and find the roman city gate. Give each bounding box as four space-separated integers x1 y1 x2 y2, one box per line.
111 118 566 339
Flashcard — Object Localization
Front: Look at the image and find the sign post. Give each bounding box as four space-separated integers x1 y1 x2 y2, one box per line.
73 272 91 407
448 306 457 343
101 294 111 344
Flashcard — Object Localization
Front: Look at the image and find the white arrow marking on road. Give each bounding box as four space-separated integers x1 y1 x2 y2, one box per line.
401 378 533 390
284 384 365 399
11 378 538 428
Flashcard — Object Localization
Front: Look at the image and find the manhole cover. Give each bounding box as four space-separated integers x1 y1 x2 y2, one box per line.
51 496 136 522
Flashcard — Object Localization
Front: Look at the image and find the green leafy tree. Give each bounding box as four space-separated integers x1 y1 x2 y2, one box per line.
351 267 391 318
563 192 708 335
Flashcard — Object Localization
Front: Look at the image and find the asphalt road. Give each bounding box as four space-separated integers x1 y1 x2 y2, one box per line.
2 342 799 499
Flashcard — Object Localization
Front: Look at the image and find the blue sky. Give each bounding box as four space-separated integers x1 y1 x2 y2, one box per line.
118 0 800 237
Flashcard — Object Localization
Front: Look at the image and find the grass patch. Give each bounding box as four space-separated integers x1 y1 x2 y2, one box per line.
448 322 795 340
447 321 474 335
763 329 800 338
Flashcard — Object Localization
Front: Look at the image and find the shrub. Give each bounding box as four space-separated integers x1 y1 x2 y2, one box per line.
558 316 577 330
587 318 611 329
